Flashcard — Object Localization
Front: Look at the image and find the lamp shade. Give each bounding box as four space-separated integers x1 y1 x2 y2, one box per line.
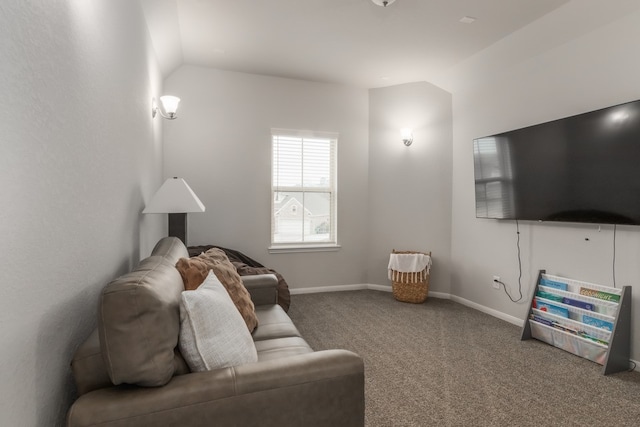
371 0 397 6
401 128 413 146
143 177 205 214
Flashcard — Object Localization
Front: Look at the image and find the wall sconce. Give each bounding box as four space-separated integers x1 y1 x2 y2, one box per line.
152 95 181 120
142 177 205 245
401 128 413 146
371 0 397 6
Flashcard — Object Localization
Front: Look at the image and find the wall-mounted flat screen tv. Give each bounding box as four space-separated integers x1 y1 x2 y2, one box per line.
473 99 640 225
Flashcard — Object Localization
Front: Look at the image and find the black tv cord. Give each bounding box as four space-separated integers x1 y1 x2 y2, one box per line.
494 220 524 303
612 224 617 288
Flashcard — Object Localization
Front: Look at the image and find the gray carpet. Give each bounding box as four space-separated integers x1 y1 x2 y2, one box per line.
287 290 640 427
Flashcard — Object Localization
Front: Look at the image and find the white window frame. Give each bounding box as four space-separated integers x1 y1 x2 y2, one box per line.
269 129 339 253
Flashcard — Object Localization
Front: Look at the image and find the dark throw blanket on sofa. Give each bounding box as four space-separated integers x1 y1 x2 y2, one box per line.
188 245 291 312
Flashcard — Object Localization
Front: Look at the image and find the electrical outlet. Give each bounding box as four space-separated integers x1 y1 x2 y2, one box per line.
492 276 500 289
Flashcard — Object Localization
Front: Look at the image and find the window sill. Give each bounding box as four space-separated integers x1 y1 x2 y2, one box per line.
268 244 341 254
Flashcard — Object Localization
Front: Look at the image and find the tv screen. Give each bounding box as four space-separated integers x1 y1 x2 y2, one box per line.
473 99 640 225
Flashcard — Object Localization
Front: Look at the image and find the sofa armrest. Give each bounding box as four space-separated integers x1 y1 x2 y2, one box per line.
242 274 278 306
67 349 364 427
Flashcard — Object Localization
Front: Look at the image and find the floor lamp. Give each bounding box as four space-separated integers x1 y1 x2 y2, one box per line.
143 177 205 246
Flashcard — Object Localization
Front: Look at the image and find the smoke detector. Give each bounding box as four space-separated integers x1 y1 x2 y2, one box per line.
371 0 397 7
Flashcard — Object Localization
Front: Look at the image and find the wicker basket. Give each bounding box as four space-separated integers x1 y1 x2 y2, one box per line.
390 250 431 304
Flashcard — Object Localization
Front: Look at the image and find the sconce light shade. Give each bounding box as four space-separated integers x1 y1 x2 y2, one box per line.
152 95 181 120
160 96 180 116
371 0 397 6
401 128 413 146
143 177 205 245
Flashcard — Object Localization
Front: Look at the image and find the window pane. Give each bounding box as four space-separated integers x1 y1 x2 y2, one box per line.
303 192 331 242
273 191 332 243
273 137 302 187
273 192 304 243
303 138 331 188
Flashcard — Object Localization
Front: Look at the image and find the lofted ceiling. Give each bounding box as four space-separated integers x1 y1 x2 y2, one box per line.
141 0 570 88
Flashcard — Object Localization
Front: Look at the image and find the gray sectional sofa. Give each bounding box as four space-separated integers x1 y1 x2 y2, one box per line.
67 237 365 426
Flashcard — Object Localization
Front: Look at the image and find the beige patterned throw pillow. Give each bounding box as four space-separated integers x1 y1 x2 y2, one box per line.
175 248 258 332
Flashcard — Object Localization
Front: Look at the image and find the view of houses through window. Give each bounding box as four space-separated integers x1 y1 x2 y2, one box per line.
271 130 337 246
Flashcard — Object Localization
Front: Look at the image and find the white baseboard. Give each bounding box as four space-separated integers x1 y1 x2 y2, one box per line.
427 291 451 300
449 295 525 327
292 283 453 298
290 284 522 327
289 284 368 295
367 284 392 292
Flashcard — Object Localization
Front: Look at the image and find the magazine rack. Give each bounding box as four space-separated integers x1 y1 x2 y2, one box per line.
521 270 631 375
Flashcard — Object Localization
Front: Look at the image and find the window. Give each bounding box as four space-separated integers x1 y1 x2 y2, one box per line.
271 129 338 250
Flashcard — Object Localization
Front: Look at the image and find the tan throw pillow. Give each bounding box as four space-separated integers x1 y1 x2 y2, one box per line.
175 249 258 332
175 257 210 291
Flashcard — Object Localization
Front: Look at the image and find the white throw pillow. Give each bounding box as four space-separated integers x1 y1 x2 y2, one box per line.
178 270 258 372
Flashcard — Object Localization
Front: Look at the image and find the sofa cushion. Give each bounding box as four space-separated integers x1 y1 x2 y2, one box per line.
98 255 183 387
179 271 258 372
176 248 258 333
254 336 313 362
252 305 302 341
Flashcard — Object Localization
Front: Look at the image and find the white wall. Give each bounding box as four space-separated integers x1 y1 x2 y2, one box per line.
448 1 640 360
367 83 453 292
163 66 370 288
0 1 164 425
